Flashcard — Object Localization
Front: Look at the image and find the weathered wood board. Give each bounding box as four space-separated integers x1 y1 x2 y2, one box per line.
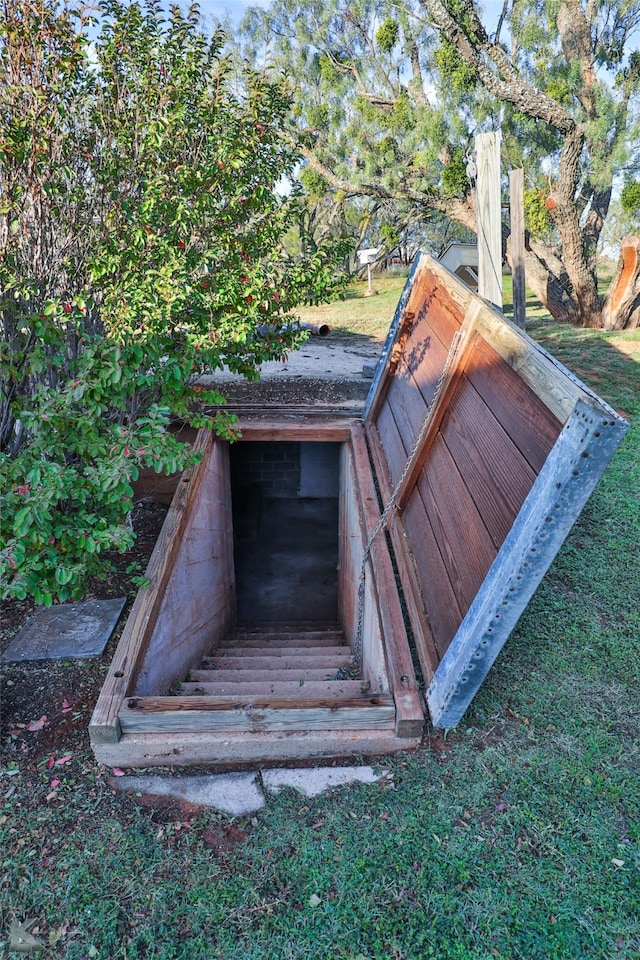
364 254 629 729
90 252 628 767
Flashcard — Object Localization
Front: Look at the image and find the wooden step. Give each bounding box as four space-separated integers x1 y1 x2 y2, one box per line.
199 654 351 672
189 667 350 683
235 621 339 634
177 680 375 698
119 696 396 734
229 633 347 648
212 645 350 659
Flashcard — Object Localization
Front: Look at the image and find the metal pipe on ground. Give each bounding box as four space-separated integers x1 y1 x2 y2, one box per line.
257 321 332 338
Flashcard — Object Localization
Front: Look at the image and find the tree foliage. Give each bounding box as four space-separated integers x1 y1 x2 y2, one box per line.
0 0 350 605
240 0 640 328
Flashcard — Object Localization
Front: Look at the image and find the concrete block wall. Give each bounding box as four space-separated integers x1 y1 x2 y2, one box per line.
231 442 301 499
230 441 340 500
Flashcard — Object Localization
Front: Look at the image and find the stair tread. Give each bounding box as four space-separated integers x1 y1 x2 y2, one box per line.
190 667 356 683
235 621 339 634
178 680 375 698
213 645 350 658
202 653 351 669
231 633 345 646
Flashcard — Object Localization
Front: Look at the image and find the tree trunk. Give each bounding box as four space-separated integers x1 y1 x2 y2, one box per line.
602 236 640 330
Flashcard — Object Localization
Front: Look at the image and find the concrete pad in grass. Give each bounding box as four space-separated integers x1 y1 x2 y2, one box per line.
262 766 386 798
2 597 126 663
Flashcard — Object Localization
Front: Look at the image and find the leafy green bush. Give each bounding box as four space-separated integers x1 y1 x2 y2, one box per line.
0 0 350 605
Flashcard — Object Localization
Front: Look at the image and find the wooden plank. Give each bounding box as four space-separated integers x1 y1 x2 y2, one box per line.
416 432 497 614
234 624 340 634
177 680 379 697
470 307 583 423
365 254 466 426
235 419 354 442
118 702 396 734
227 634 346 647
401 492 464 661
91 728 422 768
476 131 503 310
465 335 562 472
124 694 394 711
427 398 629 728
364 417 443 680
366 310 416 424
210 645 349 658
133 437 236 696
375 402 409 485
190 668 347 682
385 365 429 453
89 429 215 744
364 256 421 421
509 168 526 330
200 654 351 671
350 426 425 738
393 324 478 513
440 376 537 548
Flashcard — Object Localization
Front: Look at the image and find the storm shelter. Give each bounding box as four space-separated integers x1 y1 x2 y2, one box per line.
90 254 628 768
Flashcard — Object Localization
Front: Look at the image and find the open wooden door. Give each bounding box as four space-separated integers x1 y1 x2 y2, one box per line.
364 254 629 728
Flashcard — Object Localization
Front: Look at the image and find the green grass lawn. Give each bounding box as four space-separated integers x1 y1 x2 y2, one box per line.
2 275 639 960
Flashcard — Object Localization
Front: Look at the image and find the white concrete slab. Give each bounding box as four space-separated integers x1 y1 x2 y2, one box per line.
110 773 265 817
262 765 385 798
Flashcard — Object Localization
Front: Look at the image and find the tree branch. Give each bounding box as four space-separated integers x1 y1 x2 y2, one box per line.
420 0 576 133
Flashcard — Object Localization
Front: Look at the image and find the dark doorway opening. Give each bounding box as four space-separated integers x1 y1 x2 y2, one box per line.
230 442 341 624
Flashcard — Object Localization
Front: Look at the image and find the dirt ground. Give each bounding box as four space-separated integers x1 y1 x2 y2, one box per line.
201 330 383 408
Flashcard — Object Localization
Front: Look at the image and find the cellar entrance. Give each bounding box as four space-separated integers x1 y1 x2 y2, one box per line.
90 253 627 768
230 442 341 624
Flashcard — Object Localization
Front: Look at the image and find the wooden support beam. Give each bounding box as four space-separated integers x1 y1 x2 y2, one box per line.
476 132 503 311
118 700 396 734
350 425 425 738
234 419 355 441
509 168 526 330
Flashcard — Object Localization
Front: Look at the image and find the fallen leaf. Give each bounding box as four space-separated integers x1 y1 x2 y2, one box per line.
611 858 625 868
112 768 126 777
55 755 72 766
308 894 321 908
50 779 61 788
61 701 72 713
9 919 44 952
26 716 48 732
495 802 508 813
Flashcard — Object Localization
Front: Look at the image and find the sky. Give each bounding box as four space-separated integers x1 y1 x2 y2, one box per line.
194 0 269 30
189 0 506 35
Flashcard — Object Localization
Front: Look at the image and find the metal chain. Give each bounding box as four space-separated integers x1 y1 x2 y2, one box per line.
346 329 465 678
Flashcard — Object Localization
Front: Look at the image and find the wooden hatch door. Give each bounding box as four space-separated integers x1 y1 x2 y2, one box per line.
363 254 629 729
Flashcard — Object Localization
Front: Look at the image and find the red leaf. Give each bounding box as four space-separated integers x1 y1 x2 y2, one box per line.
27 716 48 731
55 755 72 766
50 779 61 788
61 701 72 713
112 768 126 777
